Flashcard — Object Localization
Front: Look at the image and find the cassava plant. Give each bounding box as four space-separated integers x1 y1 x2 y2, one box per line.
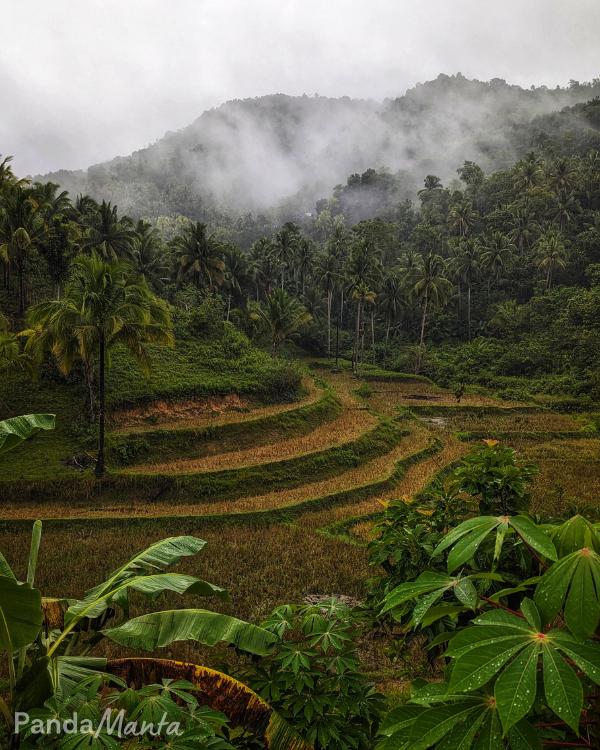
375 451 600 749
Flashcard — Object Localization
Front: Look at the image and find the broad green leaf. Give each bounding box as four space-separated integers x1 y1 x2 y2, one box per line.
0 413 55 455
419 604 467 628
382 572 454 613
473 610 534 632
0 576 42 652
380 704 425 733
449 642 527 693
551 634 600 686
26 520 42 586
0 551 15 579
437 712 485 750
413 589 445 626
495 643 538 732
507 719 542 749
475 710 503 750
103 609 277 655
564 556 600 640
445 629 526 659
433 517 499 558
454 577 478 608
535 548 600 637
510 516 557 561
542 643 582 733
520 598 541 631
69 573 227 621
447 524 501 573
408 702 481 749
84 535 208 601
550 515 600 556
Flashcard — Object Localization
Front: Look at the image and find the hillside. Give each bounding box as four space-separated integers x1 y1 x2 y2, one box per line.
39 74 600 218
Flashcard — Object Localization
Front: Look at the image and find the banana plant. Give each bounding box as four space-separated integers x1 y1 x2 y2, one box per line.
0 526 313 749
0 413 55 455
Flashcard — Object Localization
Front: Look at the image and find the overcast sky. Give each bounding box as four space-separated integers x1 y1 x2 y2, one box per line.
2 0 599 176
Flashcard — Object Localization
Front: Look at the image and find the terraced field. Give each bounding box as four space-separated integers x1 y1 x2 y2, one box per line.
1 361 598 665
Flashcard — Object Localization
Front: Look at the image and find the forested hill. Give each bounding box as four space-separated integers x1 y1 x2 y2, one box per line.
39 74 600 219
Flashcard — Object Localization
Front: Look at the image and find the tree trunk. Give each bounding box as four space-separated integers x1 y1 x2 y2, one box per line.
18 260 25 314
226 294 231 321
467 284 472 341
371 308 375 364
383 319 391 367
416 292 428 374
85 361 95 421
353 299 362 374
95 334 106 478
419 292 428 348
326 288 332 357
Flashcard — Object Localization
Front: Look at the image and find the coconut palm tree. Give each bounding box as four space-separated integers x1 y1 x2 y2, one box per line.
549 158 577 194
554 190 579 232
0 183 44 313
315 247 341 356
451 239 481 340
514 152 543 191
26 253 173 476
351 281 376 372
480 232 515 300
79 200 136 260
132 220 167 290
378 270 405 364
447 197 478 237
535 229 568 289
253 288 311 354
222 244 250 320
273 222 300 290
508 205 538 254
172 221 225 291
412 253 452 371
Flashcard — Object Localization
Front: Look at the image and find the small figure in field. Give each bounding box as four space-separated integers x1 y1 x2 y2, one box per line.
454 382 465 403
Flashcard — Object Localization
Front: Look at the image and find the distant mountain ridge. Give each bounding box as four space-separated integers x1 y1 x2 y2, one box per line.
39 74 600 218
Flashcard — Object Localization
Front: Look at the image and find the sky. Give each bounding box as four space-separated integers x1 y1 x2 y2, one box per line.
2 0 600 176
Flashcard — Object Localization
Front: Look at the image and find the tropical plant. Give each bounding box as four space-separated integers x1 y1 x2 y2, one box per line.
240 600 383 750
411 253 452 370
0 413 55 456
25 253 173 475
375 447 600 749
79 201 136 261
0 528 310 749
534 229 568 289
253 288 312 354
172 222 225 291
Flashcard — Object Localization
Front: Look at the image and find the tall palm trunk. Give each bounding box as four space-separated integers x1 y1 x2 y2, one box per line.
371 308 375 364
326 287 332 357
18 259 25 314
419 290 428 348
226 294 232 321
467 284 472 341
383 318 391 367
95 333 106 478
416 290 428 374
353 299 362 374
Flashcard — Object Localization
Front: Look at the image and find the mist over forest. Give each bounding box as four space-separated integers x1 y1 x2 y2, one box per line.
41 73 600 220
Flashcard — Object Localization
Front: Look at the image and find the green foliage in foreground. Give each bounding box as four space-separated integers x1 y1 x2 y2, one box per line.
369 444 600 749
0 528 310 750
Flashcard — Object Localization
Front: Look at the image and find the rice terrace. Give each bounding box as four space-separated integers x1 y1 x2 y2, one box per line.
3 2 600 749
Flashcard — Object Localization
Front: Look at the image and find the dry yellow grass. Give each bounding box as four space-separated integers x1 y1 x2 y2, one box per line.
432 410 581 433
121 375 375 475
2 429 428 520
110 377 322 433
299 435 468 532
520 438 600 515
